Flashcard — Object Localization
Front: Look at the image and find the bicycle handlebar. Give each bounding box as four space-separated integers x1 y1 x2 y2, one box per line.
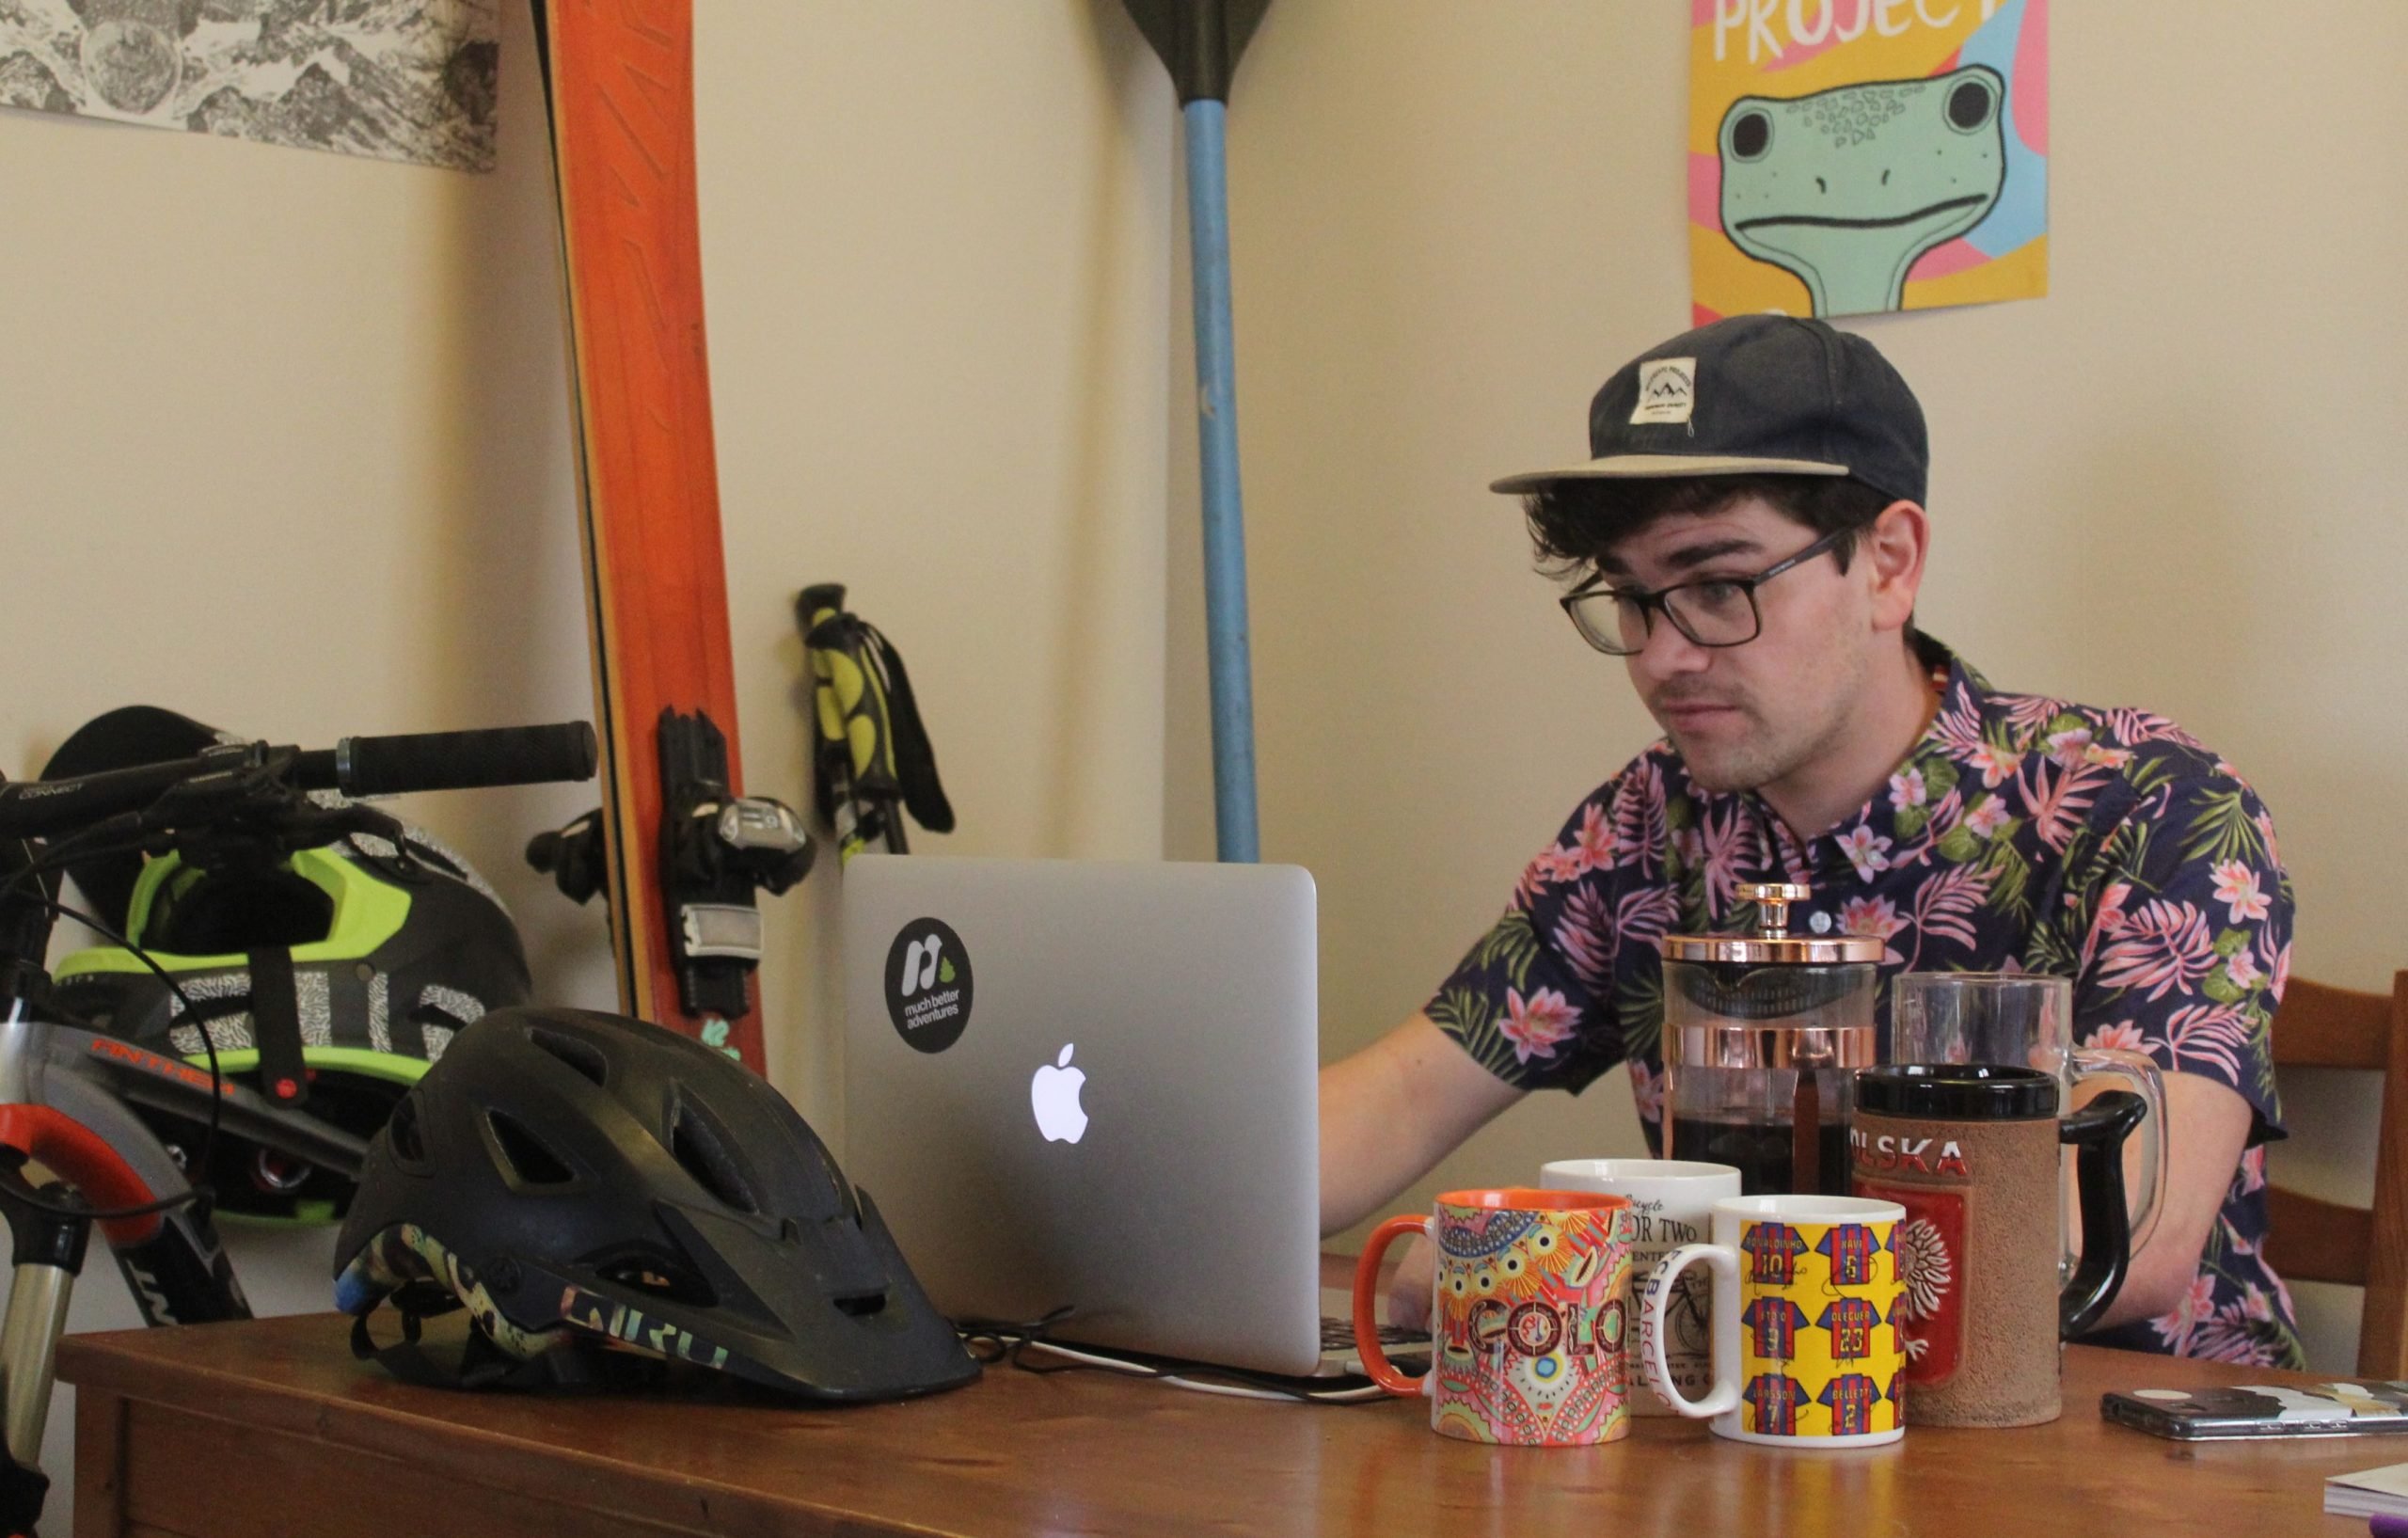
302 721 597 799
0 721 597 842
0 752 237 843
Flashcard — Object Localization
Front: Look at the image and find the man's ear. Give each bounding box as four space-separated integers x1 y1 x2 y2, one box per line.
1861 501 1928 635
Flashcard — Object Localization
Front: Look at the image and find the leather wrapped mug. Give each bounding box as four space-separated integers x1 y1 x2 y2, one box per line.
1851 1063 2143 1427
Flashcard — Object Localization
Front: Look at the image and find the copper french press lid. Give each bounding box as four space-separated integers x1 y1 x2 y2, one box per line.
1660 882 1882 966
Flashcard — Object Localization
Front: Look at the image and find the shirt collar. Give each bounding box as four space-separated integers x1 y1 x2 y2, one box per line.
1919 631 1991 738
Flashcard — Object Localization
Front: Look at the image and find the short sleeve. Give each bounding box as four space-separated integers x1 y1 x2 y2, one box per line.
1425 781 1633 1095
2069 769 2291 1144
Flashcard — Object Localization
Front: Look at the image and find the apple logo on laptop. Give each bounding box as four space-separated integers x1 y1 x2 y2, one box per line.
1030 1043 1088 1144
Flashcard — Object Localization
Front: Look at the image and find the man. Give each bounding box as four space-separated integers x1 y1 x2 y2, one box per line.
1320 315 2298 1367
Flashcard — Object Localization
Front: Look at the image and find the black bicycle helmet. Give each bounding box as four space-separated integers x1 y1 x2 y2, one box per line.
41 706 532 1223
333 1005 978 1402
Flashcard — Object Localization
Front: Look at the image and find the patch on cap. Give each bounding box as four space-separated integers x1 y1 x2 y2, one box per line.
1630 357 1696 424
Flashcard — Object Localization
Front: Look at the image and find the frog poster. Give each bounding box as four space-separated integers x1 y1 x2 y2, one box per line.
1689 0 2048 321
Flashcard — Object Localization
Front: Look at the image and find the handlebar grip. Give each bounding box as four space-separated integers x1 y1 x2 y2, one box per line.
334 722 598 798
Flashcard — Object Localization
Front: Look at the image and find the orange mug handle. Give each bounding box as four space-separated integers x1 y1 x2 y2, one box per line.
1352 1213 1431 1395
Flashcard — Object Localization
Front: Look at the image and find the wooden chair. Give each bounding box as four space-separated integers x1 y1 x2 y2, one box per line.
2264 973 2408 1376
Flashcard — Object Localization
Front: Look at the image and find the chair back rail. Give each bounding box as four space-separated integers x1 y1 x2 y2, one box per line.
2266 972 2408 1376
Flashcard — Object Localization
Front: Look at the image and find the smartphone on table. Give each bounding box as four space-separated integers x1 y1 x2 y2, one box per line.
2104 1381 2408 1440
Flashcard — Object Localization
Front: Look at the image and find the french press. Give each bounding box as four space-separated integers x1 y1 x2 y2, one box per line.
1660 882 1878 1196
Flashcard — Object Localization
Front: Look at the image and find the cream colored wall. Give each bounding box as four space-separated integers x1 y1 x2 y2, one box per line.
1 0 2394 1511
1177 2 2406 1372
0 0 1169 1519
705 0 1174 1132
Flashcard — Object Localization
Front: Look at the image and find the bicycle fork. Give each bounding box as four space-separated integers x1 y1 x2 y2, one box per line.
0 1003 248 1535
0 1005 76 1534
0 1177 82 1483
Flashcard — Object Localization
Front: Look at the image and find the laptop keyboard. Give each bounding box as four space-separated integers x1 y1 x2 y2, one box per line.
1322 1316 1429 1353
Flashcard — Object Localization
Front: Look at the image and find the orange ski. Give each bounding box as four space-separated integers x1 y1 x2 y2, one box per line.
529 1 810 1070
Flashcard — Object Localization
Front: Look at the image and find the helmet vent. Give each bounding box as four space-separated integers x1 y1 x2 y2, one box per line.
670 1102 757 1215
151 865 335 953
485 1110 577 1186
414 1000 474 1033
388 1094 427 1165
526 1026 610 1089
594 1251 716 1308
833 1290 887 1319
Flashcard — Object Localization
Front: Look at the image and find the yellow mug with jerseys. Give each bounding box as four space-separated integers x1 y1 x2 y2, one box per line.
1637 1194 1907 1447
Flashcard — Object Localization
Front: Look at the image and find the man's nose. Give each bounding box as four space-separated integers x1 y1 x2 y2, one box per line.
1628 613 1714 682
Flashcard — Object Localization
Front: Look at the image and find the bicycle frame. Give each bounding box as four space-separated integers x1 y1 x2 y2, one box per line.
0 996 368 1487
0 712 592 1531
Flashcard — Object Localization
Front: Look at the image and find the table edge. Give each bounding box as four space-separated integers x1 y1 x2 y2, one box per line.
59 1323 889 1535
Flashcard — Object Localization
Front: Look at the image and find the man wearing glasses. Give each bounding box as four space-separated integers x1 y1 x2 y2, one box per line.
1320 315 2299 1366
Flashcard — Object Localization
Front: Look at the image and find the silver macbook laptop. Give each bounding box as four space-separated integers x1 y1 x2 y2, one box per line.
842 854 1328 1377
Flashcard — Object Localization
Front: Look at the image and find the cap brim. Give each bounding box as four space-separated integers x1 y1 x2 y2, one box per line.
1488 454 1849 496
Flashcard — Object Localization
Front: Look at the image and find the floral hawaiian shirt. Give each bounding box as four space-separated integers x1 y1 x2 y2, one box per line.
1429 636 2301 1367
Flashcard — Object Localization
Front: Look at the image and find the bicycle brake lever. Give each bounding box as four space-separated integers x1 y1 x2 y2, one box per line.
130 757 283 834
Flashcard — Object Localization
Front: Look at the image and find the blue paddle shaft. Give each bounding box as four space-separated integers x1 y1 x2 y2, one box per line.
1183 100 1259 864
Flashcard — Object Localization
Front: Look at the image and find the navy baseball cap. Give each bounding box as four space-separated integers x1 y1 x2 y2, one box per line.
1490 315 1928 508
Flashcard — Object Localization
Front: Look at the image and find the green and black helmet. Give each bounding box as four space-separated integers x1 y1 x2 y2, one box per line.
335 1006 980 1401
42 707 531 1223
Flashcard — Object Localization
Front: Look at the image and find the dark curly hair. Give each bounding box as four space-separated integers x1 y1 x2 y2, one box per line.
1522 474 1897 580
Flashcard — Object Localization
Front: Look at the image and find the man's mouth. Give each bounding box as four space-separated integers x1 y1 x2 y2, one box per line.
1656 698 1744 727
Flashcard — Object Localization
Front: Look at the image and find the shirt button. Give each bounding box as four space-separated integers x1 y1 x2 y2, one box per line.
1808 911 1833 935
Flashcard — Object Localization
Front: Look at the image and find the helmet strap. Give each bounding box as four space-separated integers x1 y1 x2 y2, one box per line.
349 1303 642 1394
249 947 311 1109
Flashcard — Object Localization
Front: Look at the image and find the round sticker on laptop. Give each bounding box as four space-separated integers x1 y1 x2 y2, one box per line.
884 917 974 1053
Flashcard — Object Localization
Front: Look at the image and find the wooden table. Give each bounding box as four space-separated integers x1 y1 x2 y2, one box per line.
56 1307 2395 1538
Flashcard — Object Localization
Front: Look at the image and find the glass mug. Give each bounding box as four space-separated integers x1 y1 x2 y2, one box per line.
1353 1188 1639 1446
1888 972 2166 1265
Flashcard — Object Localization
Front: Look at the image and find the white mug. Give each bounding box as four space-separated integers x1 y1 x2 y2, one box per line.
1640 1194 1909 1448
1540 1158 1741 1415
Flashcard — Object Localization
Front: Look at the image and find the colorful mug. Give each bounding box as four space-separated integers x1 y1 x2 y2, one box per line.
1353 1188 1638 1446
1638 1194 1907 1447
1540 1158 1741 1415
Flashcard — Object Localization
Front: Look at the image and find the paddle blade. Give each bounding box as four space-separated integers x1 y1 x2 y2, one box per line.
1120 0 1271 104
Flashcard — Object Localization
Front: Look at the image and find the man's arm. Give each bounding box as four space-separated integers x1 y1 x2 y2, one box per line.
2053 753 2291 1347
1321 1011 1525 1236
2084 1071 2254 1331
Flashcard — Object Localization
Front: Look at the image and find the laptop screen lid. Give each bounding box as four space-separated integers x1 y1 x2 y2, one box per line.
842 855 1323 1377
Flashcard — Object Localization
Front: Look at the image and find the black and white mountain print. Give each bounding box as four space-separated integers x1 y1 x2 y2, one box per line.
0 0 498 172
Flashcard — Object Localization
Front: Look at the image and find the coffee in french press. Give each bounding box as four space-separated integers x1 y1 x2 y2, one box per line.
1660 883 1878 1197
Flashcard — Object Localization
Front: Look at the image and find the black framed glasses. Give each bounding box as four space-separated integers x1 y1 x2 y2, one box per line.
1560 525 1853 657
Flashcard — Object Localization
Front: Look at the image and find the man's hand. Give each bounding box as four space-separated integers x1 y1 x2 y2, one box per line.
1386 1234 1436 1331
1321 1012 1525 1237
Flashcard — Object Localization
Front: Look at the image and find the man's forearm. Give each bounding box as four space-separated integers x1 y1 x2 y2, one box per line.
2084 1072 2255 1331
1320 1041 1419 1235
1320 1012 1526 1235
